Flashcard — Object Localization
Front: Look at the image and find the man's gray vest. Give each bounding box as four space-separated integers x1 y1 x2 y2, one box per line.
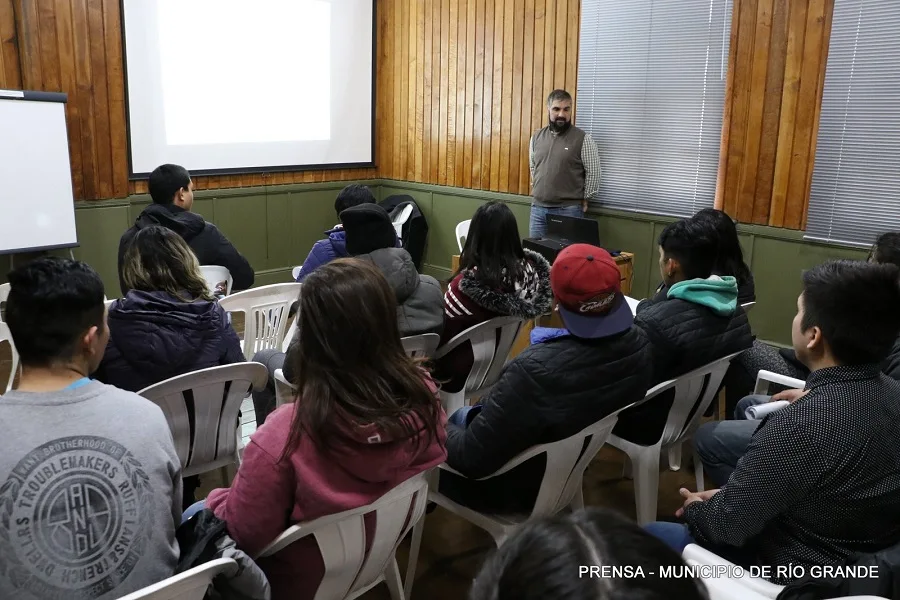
531 125 587 207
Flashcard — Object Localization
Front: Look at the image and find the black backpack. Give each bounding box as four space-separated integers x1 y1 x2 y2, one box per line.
379 195 429 270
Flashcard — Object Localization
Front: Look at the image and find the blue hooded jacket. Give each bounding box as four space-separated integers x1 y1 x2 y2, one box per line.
296 227 348 282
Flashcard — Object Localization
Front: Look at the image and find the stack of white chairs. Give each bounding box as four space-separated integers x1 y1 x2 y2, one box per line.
432 316 525 414
218 283 302 360
199 265 233 297
0 282 9 321
455 219 471 253
257 473 429 600
606 352 743 524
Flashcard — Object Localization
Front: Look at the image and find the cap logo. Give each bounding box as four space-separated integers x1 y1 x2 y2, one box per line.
579 292 615 313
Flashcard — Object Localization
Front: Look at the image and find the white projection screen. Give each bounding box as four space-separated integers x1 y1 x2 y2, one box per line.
0 92 78 254
121 0 375 176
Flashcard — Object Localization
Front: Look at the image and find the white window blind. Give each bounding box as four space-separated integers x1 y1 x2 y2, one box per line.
576 0 733 217
806 1 900 246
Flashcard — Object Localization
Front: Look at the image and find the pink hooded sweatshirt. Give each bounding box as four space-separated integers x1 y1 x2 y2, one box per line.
206 378 447 599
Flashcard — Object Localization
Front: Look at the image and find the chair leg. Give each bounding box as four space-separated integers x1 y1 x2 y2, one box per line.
622 455 633 479
693 447 705 492
667 443 682 471
403 517 426 598
385 558 405 600
633 446 661 526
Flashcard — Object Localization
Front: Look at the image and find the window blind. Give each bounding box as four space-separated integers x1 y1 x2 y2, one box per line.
806 1 900 246
576 0 733 217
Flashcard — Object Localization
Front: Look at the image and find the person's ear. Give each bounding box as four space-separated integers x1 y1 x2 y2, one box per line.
82 325 102 355
665 257 679 279
805 325 824 352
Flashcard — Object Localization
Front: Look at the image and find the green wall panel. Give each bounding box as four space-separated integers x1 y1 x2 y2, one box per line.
209 194 268 271
73 204 132 297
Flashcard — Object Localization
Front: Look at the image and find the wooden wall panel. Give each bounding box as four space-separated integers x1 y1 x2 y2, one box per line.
716 0 834 229
379 0 581 196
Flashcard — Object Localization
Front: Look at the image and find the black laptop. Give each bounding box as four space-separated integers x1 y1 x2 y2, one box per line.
523 214 601 263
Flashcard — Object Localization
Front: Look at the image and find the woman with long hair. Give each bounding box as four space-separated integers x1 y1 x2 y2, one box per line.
436 201 552 392
693 208 755 303
94 225 244 392
206 258 447 599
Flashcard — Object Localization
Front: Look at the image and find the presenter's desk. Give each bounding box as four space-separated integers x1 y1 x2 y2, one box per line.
449 252 634 359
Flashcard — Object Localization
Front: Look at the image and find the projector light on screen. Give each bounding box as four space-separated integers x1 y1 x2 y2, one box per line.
122 0 372 175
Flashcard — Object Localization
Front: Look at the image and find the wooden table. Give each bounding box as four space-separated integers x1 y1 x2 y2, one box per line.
449 252 635 358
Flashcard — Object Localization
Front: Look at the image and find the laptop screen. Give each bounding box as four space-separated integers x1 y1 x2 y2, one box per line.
545 214 601 246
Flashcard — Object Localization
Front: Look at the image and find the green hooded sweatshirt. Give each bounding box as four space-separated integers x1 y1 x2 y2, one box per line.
667 275 738 316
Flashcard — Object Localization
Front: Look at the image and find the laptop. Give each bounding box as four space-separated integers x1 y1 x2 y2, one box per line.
523 214 602 263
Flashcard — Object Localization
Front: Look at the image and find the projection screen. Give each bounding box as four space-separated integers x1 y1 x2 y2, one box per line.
121 0 375 177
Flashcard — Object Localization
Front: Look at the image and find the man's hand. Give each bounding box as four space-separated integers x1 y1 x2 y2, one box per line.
771 388 808 404
582 199 589 213
675 487 719 518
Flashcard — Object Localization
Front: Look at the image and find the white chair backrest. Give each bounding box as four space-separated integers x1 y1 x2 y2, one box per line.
218 283 302 360
116 557 238 600
291 265 302 280
401 333 440 359
455 219 471 253
274 368 295 408
392 203 414 239
138 363 268 477
199 265 233 297
0 282 9 322
258 473 429 600
104 298 117 310
0 321 19 393
434 316 525 398
641 352 743 449
740 301 756 314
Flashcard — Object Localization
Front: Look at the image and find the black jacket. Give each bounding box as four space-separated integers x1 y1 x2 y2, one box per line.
613 293 753 445
652 269 756 305
440 327 653 513
94 290 245 392
117 204 254 294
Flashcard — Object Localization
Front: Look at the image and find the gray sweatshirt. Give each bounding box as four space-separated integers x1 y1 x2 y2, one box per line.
0 381 182 600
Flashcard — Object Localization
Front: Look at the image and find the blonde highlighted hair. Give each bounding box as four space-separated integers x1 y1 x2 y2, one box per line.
122 225 213 301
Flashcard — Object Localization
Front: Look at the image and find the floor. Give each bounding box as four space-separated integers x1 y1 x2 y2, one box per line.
0 329 699 600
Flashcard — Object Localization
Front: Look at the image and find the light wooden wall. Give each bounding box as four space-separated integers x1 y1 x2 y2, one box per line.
379 0 581 195
0 0 377 201
716 0 834 229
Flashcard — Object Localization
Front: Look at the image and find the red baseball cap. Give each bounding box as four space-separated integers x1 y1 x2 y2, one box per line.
550 244 633 339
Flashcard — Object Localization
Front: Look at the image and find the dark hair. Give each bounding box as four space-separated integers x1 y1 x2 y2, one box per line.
547 89 572 106
800 260 900 365
456 202 525 288
334 184 376 218
148 164 191 205
869 232 900 268
5 258 106 366
659 218 718 280
122 226 212 302
693 208 752 283
283 258 443 458
470 508 707 600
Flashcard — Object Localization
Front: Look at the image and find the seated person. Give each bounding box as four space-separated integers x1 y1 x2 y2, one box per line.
470 508 707 600
723 230 900 414
96 225 245 393
0 258 181 599
440 245 652 513
206 259 447 600
434 201 552 393
647 260 900 584
251 203 443 424
612 218 753 445
294 183 379 282
651 208 755 305
118 164 254 293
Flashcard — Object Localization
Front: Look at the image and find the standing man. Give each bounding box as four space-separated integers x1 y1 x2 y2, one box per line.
529 89 602 238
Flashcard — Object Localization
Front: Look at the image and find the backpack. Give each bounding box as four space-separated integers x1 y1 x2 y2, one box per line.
379 195 428 270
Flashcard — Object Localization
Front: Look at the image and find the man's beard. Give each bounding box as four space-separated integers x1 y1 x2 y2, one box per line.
549 118 571 133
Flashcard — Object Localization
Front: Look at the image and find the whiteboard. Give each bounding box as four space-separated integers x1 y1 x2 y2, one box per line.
0 92 78 254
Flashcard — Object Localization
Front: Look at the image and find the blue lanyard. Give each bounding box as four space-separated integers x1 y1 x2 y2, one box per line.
65 377 92 390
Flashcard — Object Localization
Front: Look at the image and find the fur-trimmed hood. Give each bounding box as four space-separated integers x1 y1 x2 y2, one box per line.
458 249 552 319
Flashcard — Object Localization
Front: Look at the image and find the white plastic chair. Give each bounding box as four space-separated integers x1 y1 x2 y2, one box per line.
291 265 302 280
741 301 756 314
257 473 429 600
753 369 806 395
199 265 233 297
274 368 295 408
455 219 471 253
0 321 19 393
405 407 630 596
218 283 302 360
0 282 9 322
607 352 743 524
432 316 525 414
116 557 238 600
400 333 440 359
137 363 268 477
392 203 414 240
